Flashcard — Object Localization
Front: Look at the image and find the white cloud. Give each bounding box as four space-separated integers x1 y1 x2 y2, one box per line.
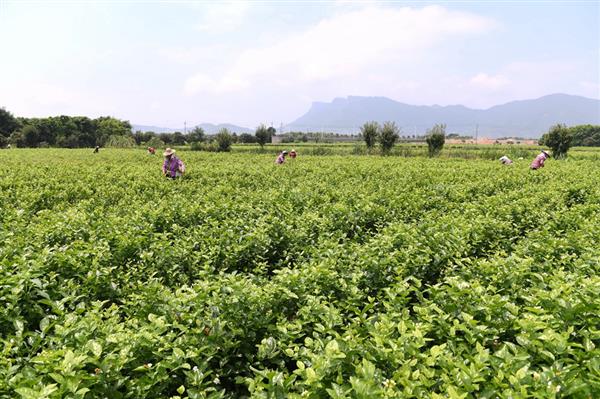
470 73 510 90
183 5 496 95
195 1 250 34
184 73 249 95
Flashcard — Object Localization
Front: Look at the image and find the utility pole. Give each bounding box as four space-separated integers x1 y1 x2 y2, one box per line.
475 124 478 144
184 121 187 135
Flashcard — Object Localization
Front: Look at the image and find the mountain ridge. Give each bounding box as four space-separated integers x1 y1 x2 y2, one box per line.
285 93 600 138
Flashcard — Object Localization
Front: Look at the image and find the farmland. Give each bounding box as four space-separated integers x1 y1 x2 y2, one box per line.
1 148 599 398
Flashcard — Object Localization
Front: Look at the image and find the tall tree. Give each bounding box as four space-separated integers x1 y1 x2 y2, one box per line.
379 121 400 154
216 128 233 152
188 126 206 143
360 121 379 150
255 124 271 149
0 108 20 143
426 124 446 157
540 123 573 159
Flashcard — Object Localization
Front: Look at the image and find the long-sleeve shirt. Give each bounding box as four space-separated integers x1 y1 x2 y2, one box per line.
530 154 547 170
275 154 285 164
163 156 184 177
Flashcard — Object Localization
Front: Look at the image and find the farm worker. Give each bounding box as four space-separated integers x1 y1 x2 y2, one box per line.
148 146 156 155
530 150 550 170
6 144 11 149
499 155 513 165
93 145 100 153
162 148 185 178
289 149 297 159
275 150 288 165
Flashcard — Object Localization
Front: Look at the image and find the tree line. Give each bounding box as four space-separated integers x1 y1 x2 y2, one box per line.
0 108 133 148
538 124 600 159
2 107 599 152
0 108 278 150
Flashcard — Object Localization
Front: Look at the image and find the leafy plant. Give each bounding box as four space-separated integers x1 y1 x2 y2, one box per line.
360 121 379 150
539 123 573 159
1 149 599 398
426 123 446 157
379 121 400 155
215 128 233 152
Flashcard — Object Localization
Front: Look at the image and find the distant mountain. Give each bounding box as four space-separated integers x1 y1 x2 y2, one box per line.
133 123 253 134
285 93 600 138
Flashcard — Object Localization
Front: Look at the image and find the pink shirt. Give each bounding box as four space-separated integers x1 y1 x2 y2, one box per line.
275 154 285 164
530 153 547 169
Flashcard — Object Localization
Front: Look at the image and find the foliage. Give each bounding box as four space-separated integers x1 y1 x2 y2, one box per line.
540 123 573 159
0 107 21 138
188 127 206 143
238 133 257 144
360 121 379 149
1 149 600 398
105 135 136 148
145 137 165 149
1 113 132 148
133 131 156 145
426 123 446 157
190 141 219 152
568 124 600 147
255 124 271 148
379 121 400 154
171 132 186 145
95 116 132 145
215 128 233 152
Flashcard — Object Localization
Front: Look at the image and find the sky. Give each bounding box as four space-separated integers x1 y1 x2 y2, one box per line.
0 0 599 128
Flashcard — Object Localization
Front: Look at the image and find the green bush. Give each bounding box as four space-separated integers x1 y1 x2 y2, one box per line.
215 128 233 152
190 141 219 152
255 124 271 148
540 124 573 159
105 135 136 148
145 137 165 149
360 121 379 150
426 124 446 157
379 121 400 155
2 150 600 398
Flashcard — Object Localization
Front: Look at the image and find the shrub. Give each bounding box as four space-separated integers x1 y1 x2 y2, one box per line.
105 135 136 148
569 124 600 147
379 121 400 155
360 121 379 150
145 137 165 149
215 128 233 152
191 141 219 152
540 124 573 159
426 124 446 157
255 124 271 148
188 127 206 143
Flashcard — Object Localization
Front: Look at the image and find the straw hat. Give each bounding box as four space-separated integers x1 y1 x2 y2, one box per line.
163 148 175 156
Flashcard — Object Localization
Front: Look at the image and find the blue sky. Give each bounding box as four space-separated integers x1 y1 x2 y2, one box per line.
1 0 598 128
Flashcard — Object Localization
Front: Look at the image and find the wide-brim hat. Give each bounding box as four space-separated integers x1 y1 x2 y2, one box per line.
282 151 288 155
541 150 549 157
163 148 175 156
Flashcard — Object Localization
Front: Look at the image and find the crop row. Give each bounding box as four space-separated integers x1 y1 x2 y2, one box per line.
0 149 598 398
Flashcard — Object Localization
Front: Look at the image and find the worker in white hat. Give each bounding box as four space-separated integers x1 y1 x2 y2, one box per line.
162 148 186 178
